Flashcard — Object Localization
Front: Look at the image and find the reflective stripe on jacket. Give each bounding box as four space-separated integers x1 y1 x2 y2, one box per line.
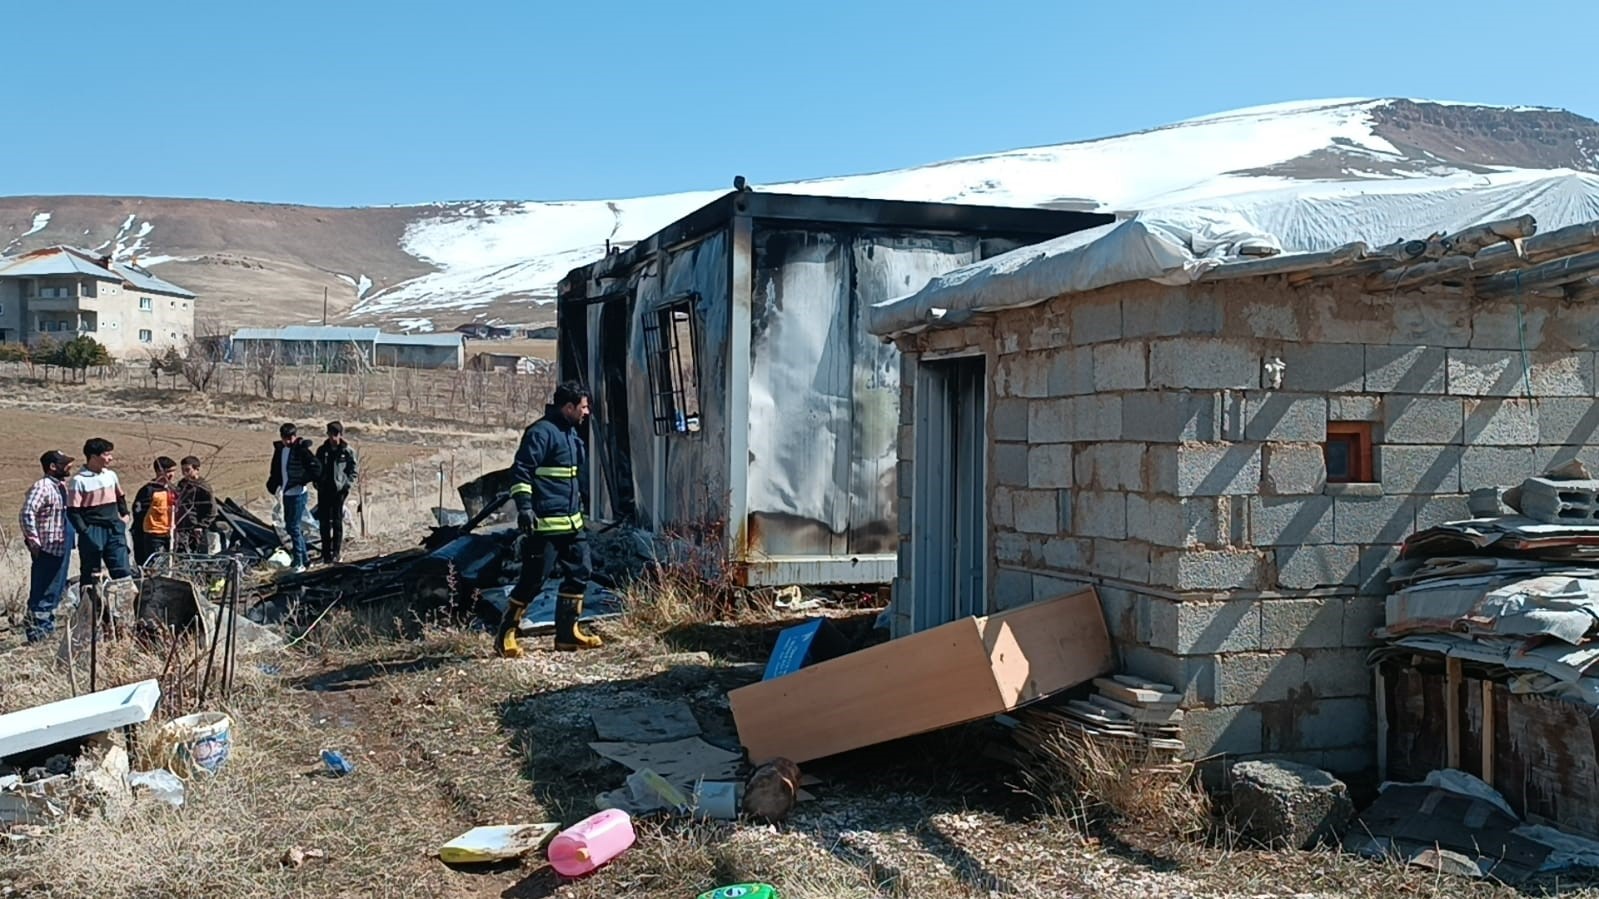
510 405 586 533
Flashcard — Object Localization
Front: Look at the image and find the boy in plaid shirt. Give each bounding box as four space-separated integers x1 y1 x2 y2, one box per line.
19 450 75 642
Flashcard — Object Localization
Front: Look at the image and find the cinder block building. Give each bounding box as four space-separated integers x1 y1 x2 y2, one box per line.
869 213 1599 773
0 246 196 356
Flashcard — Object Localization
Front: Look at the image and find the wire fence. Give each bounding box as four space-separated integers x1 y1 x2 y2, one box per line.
0 361 559 429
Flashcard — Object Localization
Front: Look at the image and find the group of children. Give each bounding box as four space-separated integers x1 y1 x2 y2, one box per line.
18 438 218 643
17 420 358 643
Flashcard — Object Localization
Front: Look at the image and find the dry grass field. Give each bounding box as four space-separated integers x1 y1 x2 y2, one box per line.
464 338 557 362
0 409 427 515
4 376 1599 899
5 581 1597 899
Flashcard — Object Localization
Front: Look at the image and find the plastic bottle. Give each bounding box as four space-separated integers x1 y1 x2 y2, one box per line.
547 809 635 877
320 749 355 777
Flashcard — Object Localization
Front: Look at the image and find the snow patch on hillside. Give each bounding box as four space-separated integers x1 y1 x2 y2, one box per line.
22 212 50 237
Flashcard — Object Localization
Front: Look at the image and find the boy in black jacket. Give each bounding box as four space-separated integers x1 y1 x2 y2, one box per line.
266 422 321 571
314 421 358 564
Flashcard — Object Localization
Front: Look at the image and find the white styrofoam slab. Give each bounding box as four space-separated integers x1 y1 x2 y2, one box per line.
0 680 161 758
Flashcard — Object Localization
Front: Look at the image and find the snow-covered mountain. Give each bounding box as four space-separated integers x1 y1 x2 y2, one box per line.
3 98 1597 331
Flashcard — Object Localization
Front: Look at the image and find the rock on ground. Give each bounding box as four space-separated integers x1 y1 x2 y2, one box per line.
1229 759 1353 850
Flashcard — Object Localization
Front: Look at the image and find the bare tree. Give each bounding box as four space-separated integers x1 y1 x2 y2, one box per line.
250 344 281 400
149 315 227 392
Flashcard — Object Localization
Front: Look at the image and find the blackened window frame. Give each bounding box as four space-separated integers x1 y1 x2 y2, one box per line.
641 291 703 436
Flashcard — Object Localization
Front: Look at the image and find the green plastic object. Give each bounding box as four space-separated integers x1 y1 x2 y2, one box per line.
697 885 779 899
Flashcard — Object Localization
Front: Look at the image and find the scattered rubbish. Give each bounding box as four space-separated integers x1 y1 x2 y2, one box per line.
743 758 801 823
589 738 743 785
698 885 780 899
280 846 327 868
697 781 739 820
161 712 232 776
0 779 63 826
548 809 635 878
761 618 849 681
590 701 702 742
0 679 161 758
1229 760 1352 850
438 824 559 864
320 749 355 777
772 586 824 612
1379 504 1599 839
730 588 1113 764
1013 673 1187 763
596 768 693 816
1345 781 1550 883
127 769 186 807
481 584 625 635
73 744 133 821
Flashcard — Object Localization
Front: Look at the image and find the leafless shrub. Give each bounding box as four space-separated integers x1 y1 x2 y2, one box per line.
249 345 280 399
1016 724 1211 842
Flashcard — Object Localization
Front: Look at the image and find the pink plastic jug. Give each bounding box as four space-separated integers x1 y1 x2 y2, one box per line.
547 809 635 877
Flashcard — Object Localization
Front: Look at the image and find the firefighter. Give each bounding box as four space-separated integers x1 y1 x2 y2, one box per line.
496 381 603 657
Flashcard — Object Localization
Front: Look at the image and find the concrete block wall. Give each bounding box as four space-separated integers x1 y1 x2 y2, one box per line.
892 279 1599 774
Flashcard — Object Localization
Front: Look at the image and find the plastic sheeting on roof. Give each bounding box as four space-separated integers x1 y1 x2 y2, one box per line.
868 169 1599 337
866 209 1280 335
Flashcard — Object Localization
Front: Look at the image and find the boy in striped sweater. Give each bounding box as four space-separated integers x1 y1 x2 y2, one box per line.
67 437 133 585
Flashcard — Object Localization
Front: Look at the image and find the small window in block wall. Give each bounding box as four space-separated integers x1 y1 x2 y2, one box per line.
1325 422 1375 483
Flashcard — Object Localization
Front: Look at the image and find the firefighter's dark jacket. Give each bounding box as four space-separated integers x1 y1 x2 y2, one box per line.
509 405 587 533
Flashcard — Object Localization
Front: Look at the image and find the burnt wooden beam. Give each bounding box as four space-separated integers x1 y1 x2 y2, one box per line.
1368 220 1599 292
1201 241 1367 282
1474 248 1599 297
1441 214 1537 256
1365 216 1538 292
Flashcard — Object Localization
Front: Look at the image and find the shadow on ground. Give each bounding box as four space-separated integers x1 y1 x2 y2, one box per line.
289 652 466 692
489 616 1129 897
655 608 885 664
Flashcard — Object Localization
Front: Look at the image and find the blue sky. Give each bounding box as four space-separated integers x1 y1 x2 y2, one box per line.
6 0 1596 207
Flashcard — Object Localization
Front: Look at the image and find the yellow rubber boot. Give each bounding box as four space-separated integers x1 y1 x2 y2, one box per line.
495 600 529 658
554 593 603 651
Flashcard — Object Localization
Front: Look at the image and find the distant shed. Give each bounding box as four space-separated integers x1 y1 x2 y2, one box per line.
227 326 464 370
376 332 465 370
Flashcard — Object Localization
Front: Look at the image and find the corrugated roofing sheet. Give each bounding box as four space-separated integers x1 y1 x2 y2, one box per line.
113 262 196 299
375 333 464 347
0 247 123 280
231 327 381 342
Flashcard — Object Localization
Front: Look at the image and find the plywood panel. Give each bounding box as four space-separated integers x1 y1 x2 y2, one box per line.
730 589 1112 764
985 589 1114 707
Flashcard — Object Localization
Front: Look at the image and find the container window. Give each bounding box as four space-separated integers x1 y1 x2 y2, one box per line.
641 293 702 436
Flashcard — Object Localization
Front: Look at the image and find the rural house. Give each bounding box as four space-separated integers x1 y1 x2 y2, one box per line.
0 246 196 356
869 208 1599 774
557 191 1109 586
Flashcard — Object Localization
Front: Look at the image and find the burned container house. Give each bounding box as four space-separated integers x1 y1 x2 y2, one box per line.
557 191 1109 586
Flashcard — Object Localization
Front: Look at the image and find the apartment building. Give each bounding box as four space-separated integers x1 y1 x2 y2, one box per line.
0 246 197 356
